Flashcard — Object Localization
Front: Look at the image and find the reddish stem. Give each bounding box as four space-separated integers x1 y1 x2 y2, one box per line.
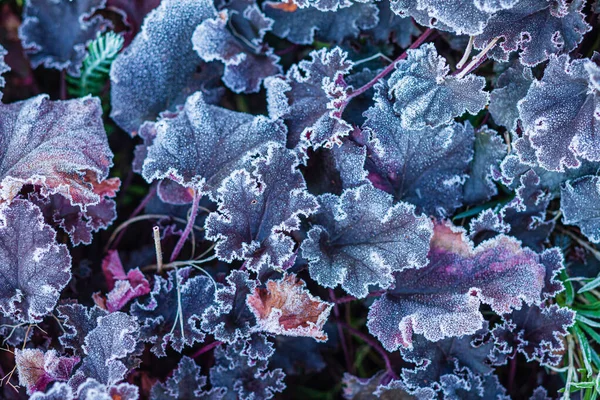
110 185 157 250
192 340 222 358
329 289 353 374
170 191 201 262
338 321 398 380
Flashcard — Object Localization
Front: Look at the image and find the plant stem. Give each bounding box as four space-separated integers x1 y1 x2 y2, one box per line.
334 290 386 304
109 185 157 250
330 289 353 374
338 321 398 380
192 340 222 358
170 191 201 262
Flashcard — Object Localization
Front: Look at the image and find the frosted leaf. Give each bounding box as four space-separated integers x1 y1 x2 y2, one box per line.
492 304 574 366
205 145 317 271
75 378 139 400
70 312 139 386
29 383 74 400
0 44 9 101
363 83 475 216
387 43 489 129
105 0 161 45
561 175 600 243
265 47 353 148
440 370 509 400
110 0 222 134
98 250 150 312
390 0 518 36
292 0 372 12
193 8 281 93
463 127 507 205
474 0 590 66
19 0 108 76
210 342 286 400
201 270 257 343
130 267 216 357
517 55 600 172
263 0 378 45
367 221 549 351
301 184 433 298
15 348 79 395
0 200 71 323
56 303 107 356
342 371 436 399
141 91 286 199
489 63 533 131
368 0 421 47
246 274 333 341
529 387 551 400
0 95 118 207
150 356 225 400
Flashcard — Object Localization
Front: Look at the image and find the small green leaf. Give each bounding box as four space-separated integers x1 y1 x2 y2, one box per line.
579 274 600 294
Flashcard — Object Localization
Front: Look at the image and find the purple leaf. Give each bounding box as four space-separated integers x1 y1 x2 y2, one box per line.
29 383 74 400
561 175 600 243
342 370 436 399
19 0 109 75
15 349 79 394
0 199 71 323
0 95 119 208
529 386 551 400
463 127 507 205
367 221 550 351
301 184 433 298
440 370 509 400
201 270 257 343
141 91 286 199
130 267 216 357
387 43 489 129
492 304 574 366
263 1 378 45
75 378 139 400
98 251 150 312
205 144 317 271
474 0 590 66
0 44 9 101
209 342 286 400
265 47 353 148
368 0 421 47
110 0 223 135
363 83 475 216
193 8 281 93
105 0 161 45
489 63 533 131
150 356 225 400
517 55 600 172
56 303 108 356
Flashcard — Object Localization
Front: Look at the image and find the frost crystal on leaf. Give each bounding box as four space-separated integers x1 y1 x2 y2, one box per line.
342 370 436 399
110 0 222 134
150 356 225 400
518 55 600 172
367 221 549 351
363 83 475 215
301 184 433 298
29 383 74 400
98 250 150 312
205 144 318 271
193 8 281 93
246 274 333 341
0 95 119 207
0 200 71 323
141 91 286 199
489 63 533 131
265 47 353 148
130 267 216 357
56 303 108 356
75 378 139 400
0 44 9 101
19 0 109 76
387 43 489 129
15 349 79 395
561 175 600 243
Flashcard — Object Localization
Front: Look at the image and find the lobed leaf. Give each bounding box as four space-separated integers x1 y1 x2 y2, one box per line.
15 349 79 395
489 63 533 131
0 44 9 101
561 175 600 243
150 356 225 400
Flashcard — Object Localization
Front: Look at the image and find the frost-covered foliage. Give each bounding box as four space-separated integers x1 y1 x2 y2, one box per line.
4 0 600 397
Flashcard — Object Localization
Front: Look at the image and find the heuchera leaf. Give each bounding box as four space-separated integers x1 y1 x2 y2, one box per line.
440 369 509 400
193 8 281 93
265 47 353 148
463 127 507 205
105 0 161 45
561 175 600 243
19 0 108 76
57 303 108 356
367 221 549 351
270 335 328 374
29 383 74 400
343 371 436 399
0 95 119 207
489 63 533 131
141 91 286 198
97 250 150 312
69 312 139 387
0 199 71 323
474 0 590 67
210 342 286 400
110 0 222 135
75 378 139 400
130 267 216 357
368 0 421 47
301 184 433 298
362 83 475 216
246 274 333 341
0 44 9 101
387 43 489 129
150 356 225 400
205 144 317 271
492 304 574 366
529 386 551 400
263 0 378 45
291 0 371 12
201 270 257 343
517 55 600 172
400 324 494 390
15 349 79 395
